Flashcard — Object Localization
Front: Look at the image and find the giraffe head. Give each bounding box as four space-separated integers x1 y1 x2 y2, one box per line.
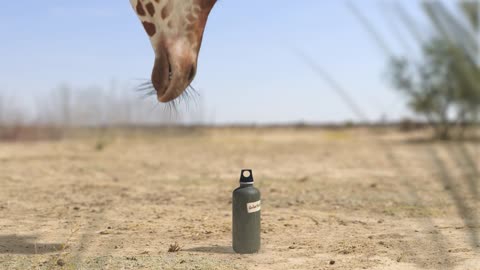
130 0 217 102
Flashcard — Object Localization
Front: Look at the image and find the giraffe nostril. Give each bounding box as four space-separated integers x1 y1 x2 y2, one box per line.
188 65 196 82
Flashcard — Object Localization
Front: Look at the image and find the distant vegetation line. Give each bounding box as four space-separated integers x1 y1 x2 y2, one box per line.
0 84 207 128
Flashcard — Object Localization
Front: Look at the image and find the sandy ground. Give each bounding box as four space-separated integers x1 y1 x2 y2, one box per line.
0 127 479 270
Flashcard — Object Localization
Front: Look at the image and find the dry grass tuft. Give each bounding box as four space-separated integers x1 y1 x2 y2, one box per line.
168 242 182 253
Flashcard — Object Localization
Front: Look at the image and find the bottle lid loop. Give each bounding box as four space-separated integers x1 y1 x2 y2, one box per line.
240 169 254 184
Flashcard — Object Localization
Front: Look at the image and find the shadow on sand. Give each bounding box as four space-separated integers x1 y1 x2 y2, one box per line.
0 235 64 255
183 245 234 254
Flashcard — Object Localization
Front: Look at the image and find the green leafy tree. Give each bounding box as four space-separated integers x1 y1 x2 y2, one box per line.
390 38 460 139
388 1 480 140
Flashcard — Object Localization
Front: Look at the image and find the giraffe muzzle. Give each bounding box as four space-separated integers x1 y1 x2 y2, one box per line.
151 47 198 103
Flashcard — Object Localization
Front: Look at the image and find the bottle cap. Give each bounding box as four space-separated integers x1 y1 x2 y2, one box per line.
240 169 254 184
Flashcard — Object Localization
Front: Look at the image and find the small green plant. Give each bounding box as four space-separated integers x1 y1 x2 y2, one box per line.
95 140 106 151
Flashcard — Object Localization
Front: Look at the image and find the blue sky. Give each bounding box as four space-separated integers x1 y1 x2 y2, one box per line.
0 1 439 124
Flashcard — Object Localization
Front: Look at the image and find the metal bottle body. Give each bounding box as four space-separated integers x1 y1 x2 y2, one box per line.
232 183 261 254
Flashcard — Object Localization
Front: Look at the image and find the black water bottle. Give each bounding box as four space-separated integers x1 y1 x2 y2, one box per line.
232 169 261 254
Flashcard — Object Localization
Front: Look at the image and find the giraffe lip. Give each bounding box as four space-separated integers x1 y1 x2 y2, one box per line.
167 52 172 81
158 87 183 103
157 53 185 103
151 50 171 101
158 71 186 102
158 57 176 102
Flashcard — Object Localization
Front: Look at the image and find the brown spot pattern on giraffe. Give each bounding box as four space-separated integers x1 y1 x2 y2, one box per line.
136 0 146 16
142 21 156 36
161 0 173 20
186 13 196 22
146 3 155 16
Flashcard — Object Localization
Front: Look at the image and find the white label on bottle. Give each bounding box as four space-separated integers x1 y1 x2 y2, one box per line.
247 200 261 213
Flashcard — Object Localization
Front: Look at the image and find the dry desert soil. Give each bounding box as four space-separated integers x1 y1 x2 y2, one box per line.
0 127 479 270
